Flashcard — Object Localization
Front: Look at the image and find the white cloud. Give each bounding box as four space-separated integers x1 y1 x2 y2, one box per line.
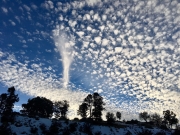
23 5 31 11
9 20 16 26
41 0 54 10
85 0 101 6
114 29 119 35
115 47 122 53
76 31 84 38
87 26 92 31
1 7 8 13
68 20 77 28
31 4 38 10
102 15 107 21
93 13 100 21
15 16 20 23
101 38 109 46
94 36 101 44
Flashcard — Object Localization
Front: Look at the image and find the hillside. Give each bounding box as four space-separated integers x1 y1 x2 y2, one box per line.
0 114 178 135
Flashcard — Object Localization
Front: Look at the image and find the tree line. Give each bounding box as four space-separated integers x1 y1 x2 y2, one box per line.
139 110 179 129
0 87 179 129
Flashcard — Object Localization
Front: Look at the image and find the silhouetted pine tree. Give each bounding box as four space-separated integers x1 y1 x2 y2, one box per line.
77 93 105 121
0 93 8 114
77 103 88 118
92 93 105 121
139 111 150 123
106 112 116 123
53 100 69 119
0 86 19 122
84 94 93 118
163 110 179 128
116 111 121 121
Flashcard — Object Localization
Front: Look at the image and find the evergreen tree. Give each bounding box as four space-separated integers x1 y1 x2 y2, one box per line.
4 87 19 115
163 110 179 128
77 93 105 121
139 111 150 122
150 113 162 127
92 93 105 121
0 86 19 122
84 94 93 118
116 111 121 121
106 112 116 123
0 93 8 114
21 96 53 118
77 103 88 118
53 100 69 119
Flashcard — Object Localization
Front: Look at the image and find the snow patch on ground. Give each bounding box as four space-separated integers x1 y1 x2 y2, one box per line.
0 115 175 135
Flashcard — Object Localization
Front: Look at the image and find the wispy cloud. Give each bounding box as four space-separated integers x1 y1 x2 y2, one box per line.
52 30 75 89
1 7 8 14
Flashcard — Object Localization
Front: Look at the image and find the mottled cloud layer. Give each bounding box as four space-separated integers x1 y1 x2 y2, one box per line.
0 0 180 120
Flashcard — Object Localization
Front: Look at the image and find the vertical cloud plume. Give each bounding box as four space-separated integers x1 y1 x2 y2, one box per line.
53 29 74 88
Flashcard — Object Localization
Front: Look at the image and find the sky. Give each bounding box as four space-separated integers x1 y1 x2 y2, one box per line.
0 0 180 120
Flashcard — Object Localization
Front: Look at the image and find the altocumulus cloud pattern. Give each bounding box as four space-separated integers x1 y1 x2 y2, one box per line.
0 0 180 119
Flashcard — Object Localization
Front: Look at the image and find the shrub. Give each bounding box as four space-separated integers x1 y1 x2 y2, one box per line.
40 123 46 130
30 127 38 134
59 117 68 121
137 129 153 135
35 116 39 120
39 123 47 134
69 122 78 133
62 127 70 135
145 124 153 129
49 122 59 134
60 118 69 124
94 131 102 135
15 122 23 127
0 125 12 135
155 131 166 135
74 117 79 121
1 115 9 123
160 125 168 130
172 130 180 135
80 118 93 123
106 112 116 123
125 131 132 135
126 119 139 124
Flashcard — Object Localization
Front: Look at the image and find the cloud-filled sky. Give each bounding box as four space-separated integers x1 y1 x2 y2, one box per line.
0 0 180 120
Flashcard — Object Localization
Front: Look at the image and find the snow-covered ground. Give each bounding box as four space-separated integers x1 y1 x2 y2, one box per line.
0 115 176 135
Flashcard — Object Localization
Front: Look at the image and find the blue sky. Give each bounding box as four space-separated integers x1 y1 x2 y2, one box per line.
0 0 180 120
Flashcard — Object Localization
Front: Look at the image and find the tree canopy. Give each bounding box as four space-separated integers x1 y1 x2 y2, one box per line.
116 112 121 121
77 92 105 121
21 96 53 118
139 111 150 122
77 102 88 118
53 100 69 119
0 87 19 122
106 112 116 123
92 93 105 121
150 113 162 127
163 110 179 128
